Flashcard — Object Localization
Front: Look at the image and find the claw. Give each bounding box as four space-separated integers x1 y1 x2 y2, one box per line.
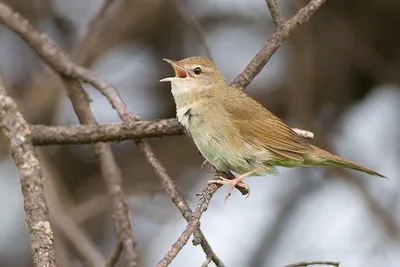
207 168 259 201
207 177 250 202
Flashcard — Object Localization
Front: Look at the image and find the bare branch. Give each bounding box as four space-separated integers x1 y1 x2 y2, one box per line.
63 78 139 267
156 183 221 267
286 261 340 267
266 0 285 28
31 119 183 145
105 242 123 267
31 120 313 145
140 144 226 267
230 0 327 90
0 77 57 267
201 257 212 267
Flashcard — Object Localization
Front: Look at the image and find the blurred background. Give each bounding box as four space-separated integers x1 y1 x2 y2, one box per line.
0 0 399 266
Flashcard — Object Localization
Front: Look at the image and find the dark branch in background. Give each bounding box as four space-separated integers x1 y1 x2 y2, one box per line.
230 0 327 90
0 77 57 267
63 77 139 267
0 2 224 266
0 3 139 266
286 261 340 267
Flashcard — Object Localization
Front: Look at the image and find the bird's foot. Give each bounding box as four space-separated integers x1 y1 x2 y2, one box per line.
207 176 250 202
207 168 260 201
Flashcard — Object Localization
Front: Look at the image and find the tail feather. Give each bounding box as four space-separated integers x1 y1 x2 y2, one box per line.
305 145 386 178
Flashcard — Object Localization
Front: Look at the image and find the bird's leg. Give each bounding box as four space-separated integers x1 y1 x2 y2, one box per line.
200 159 215 173
200 159 208 170
208 168 260 201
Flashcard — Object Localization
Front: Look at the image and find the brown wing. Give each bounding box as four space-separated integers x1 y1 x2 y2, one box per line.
219 87 312 162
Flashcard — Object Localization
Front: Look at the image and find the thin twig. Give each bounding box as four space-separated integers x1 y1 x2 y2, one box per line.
286 261 340 267
230 0 327 90
0 76 57 267
31 119 183 145
170 0 214 61
62 78 139 267
140 144 226 267
71 0 116 64
201 257 212 267
105 242 123 267
156 183 221 267
266 0 285 28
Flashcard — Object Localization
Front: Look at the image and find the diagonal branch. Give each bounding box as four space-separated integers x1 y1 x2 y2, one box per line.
266 0 285 28
155 183 221 267
0 76 57 267
230 0 327 90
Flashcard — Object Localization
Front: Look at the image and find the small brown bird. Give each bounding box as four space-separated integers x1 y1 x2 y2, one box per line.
160 57 386 200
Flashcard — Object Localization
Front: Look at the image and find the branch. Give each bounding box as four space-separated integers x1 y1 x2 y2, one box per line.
0 77 57 267
266 0 285 28
31 120 313 145
105 242 123 267
156 183 221 267
31 119 183 145
62 78 139 267
140 144 226 267
230 0 327 90
286 261 340 267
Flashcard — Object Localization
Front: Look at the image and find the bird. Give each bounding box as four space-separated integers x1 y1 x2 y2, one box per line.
160 56 386 201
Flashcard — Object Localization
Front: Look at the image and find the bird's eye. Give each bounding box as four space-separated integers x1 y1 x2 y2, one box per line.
193 67 202 75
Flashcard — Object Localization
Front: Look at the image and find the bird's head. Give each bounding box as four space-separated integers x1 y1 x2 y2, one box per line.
160 57 226 96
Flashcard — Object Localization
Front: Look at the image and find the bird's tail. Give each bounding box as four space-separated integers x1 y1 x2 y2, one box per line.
304 145 386 178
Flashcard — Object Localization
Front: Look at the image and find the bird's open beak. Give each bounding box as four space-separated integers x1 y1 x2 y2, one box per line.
159 58 188 82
